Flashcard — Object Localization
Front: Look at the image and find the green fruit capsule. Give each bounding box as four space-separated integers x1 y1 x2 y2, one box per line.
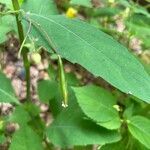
30 52 41 64
57 55 68 108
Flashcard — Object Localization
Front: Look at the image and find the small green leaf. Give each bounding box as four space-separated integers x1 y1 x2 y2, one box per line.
0 72 19 104
28 116 45 138
70 0 92 7
127 116 150 149
46 89 121 148
123 104 134 119
66 72 80 86
38 80 58 103
9 126 43 150
0 15 16 44
25 103 40 117
38 80 62 117
8 106 30 126
73 85 121 129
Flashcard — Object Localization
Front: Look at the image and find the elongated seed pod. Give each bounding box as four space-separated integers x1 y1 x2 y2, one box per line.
57 55 68 108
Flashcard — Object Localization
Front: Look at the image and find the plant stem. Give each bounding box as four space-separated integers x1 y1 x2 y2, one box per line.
11 0 31 100
0 10 19 16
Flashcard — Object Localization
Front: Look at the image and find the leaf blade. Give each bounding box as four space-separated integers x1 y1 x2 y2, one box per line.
0 15 16 44
23 14 150 103
0 72 19 104
73 85 121 129
46 89 121 147
9 126 43 150
127 116 150 149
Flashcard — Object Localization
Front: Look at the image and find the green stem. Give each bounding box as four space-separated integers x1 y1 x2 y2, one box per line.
11 0 31 100
28 18 57 53
0 10 19 16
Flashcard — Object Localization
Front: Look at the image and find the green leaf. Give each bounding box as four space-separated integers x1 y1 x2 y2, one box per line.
22 0 58 16
70 0 92 7
25 103 40 117
0 15 16 44
49 90 63 118
38 80 63 117
141 61 150 76
8 106 30 126
73 85 121 129
100 140 126 150
131 138 149 150
9 126 43 150
101 137 149 150
0 72 19 104
66 72 80 86
38 80 58 103
46 89 121 148
127 116 150 149
47 64 57 80
47 108 121 148
123 104 134 119
22 14 150 104
28 116 45 138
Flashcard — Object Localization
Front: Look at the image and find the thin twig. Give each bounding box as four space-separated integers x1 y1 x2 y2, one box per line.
25 17 58 54
18 20 32 58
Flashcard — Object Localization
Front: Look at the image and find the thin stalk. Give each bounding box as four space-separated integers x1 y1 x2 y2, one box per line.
11 0 31 100
0 10 19 15
27 18 57 53
18 21 32 58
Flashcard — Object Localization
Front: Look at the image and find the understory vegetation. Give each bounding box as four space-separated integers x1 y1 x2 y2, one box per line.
0 0 150 150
